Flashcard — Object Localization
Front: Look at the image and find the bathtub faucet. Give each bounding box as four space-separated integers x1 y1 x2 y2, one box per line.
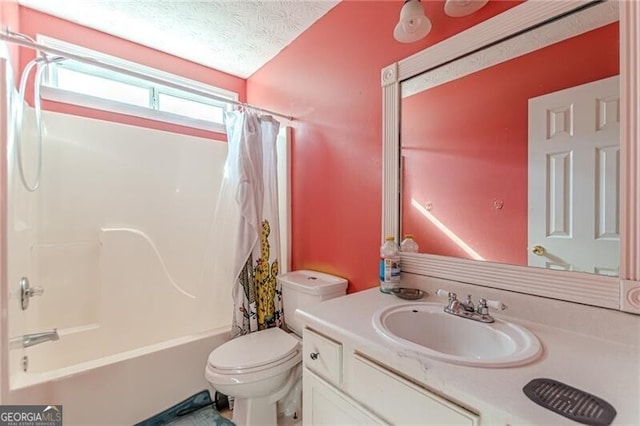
22 329 59 348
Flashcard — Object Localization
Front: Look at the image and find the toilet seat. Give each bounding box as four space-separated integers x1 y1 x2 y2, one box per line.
207 328 300 376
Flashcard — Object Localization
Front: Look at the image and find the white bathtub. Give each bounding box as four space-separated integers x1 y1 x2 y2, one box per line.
7 327 230 425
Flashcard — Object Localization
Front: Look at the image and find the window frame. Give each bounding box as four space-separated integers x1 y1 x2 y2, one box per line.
36 35 238 134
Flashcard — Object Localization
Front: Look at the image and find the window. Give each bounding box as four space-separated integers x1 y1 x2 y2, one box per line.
55 66 151 107
37 35 238 133
158 91 225 123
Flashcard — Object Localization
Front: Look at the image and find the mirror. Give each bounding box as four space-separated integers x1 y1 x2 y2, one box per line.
381 1 640 312
400 3 619 277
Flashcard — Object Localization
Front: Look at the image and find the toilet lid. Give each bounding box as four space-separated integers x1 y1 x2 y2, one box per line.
208 327 299 371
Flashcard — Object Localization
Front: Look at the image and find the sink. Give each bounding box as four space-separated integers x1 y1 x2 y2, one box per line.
373 302 542 367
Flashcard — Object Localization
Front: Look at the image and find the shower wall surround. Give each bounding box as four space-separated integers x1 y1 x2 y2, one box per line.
9 108 233 379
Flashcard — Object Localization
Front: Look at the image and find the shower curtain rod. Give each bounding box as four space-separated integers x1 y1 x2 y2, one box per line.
0 31 294 121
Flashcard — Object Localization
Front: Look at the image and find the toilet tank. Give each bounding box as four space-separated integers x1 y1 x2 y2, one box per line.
279 270 348 335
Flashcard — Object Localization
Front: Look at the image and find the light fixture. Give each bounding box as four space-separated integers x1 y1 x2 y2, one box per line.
394 0 432 43
444 0 489 18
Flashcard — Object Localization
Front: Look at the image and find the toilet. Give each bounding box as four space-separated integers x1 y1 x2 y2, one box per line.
205 270 348 426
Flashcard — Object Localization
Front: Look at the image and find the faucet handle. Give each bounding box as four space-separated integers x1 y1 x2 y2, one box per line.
477 298 507 314
19 277 44 311
26 286 44 297
436 289 457 300
485 299 507 311
438 289 460 313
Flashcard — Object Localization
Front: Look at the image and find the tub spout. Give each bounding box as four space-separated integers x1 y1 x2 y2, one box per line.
22 329 59 348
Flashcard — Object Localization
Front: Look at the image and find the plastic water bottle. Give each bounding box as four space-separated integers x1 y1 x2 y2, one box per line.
400 235 419 253
379 236 401 294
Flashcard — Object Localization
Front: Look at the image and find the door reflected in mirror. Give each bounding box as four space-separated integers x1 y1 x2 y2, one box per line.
400 6 619 276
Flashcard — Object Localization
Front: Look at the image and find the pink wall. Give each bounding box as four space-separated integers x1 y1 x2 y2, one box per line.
16 7 247 140
401 23 619 266
247 0 520 293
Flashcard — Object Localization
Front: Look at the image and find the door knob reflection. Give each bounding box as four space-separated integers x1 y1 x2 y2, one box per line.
532 245 546 256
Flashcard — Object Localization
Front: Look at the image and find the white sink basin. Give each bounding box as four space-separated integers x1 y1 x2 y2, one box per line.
373 302 542 367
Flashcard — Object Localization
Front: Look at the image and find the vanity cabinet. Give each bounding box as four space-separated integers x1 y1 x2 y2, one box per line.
302 328 480 425
303 328 386 425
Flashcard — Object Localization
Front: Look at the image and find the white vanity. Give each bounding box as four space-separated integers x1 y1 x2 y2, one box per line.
297 279 640 425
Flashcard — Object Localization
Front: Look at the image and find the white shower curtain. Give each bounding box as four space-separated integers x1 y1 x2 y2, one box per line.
221 110 283 337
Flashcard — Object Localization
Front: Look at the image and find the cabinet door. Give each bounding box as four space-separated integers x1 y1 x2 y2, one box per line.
303 368 387 426
351 355 479 425
303 328 343 385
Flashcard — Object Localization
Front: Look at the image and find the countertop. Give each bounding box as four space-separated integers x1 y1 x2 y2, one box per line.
296 288 640 425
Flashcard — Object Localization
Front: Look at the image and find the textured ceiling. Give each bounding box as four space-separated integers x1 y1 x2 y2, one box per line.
18 0 340 78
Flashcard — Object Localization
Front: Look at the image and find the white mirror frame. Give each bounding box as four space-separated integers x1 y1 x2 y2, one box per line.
381 0 640 313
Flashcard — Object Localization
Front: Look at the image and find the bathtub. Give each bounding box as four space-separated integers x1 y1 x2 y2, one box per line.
7 326 230 425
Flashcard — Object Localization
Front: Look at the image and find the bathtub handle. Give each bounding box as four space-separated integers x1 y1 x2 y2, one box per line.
309 352 319 360
20 277 44 310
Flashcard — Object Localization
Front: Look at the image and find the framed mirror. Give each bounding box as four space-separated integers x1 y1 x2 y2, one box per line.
381 0 640 313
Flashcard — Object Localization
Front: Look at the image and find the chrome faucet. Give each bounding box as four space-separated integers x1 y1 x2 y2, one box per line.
436 290 507 323
461 294 475 313
21 329 59 348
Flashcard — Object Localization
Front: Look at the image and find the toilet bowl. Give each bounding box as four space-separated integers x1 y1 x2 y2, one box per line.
205 270 348 426
206 328 301 425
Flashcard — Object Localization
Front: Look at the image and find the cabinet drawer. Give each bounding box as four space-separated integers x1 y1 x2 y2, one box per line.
303 369 387 426
303 328 342 385
351 355 479 425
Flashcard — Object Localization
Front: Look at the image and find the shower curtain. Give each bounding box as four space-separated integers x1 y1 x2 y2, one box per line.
223 110 283 338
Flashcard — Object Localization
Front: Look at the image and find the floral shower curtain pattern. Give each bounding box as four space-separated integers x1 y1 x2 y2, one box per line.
224 110 283 338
